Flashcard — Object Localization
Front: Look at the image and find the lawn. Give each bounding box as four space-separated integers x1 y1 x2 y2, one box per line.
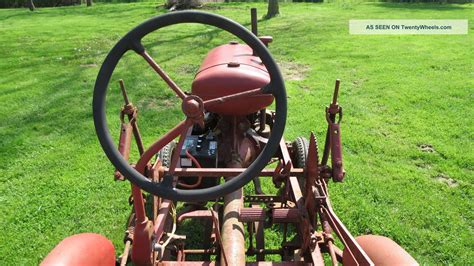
0 1 472 265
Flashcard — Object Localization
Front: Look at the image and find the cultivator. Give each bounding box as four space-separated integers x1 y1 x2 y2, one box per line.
42 9 417 266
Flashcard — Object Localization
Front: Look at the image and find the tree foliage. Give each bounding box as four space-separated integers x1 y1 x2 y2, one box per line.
0 0 81 8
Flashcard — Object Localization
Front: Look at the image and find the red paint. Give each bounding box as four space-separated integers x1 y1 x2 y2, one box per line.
192 43 273 115
131 219 154 266
41 233 115 266
329 122 345 182
343 235 418 266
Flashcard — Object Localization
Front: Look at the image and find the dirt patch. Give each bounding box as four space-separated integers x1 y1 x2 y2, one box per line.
279 61 310 81
419 144 435 153
80 64 97 68
418 143 448 159
177 64 199 75
433 174 458 188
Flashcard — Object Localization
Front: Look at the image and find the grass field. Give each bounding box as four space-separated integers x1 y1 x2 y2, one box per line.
0 1 473 265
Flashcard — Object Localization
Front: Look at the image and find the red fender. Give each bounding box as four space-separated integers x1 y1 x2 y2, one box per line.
41 233 115 266
343 235 418 266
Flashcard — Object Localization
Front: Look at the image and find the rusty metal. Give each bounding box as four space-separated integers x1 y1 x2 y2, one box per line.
119 80 145 155
239 207 265 222
272 208 300 224
304 132 319 227
141 50 186 100
114 80 145 180
119 79 131 105
329 121 345 182
251 204 266 261
320 80 346 182
158 262 216 266
46 10 417 266
272 159 292 188
177 209 215 223
163 167 304 177
317 187 373 265
115 122 133 180
182 249 216 254
244 194 284 203
119 226 135 266
111 74 381 266
251 7 258 56
209 207 228 265
120 240 132 266
221 161 245 265
203 88 265 108
321 79 340 166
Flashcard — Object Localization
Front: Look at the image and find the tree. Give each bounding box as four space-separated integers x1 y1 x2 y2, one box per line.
165 0 201 10
28 0 35 11
265 0 279 19
86 0 92 7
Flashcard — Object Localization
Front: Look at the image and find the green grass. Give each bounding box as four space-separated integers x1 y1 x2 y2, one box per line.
0 2 473 265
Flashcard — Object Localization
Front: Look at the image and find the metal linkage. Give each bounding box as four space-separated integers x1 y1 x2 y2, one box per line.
114 79 145 181
321 79 346 182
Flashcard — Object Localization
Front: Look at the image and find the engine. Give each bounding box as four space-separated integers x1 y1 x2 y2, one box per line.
177 42 272 190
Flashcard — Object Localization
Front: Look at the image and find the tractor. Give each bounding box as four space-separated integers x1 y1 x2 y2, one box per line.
41 10 417 266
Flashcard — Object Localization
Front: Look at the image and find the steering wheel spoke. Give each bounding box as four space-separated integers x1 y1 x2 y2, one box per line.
203 88 266 109
140 49 187 100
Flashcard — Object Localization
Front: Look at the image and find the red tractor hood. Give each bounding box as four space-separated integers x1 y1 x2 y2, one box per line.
192 42 273 116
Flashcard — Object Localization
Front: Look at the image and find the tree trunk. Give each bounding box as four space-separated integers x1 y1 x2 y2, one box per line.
265 0 279 19
86 0 92 7
165 0 201 10
28 0 35 11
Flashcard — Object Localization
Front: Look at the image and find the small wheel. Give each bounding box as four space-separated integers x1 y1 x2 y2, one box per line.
156 142 176 168
146 142 177 220
292 137 309 168
292 136 309 190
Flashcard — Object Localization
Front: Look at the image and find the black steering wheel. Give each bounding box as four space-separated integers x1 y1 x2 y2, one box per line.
93 11 287 202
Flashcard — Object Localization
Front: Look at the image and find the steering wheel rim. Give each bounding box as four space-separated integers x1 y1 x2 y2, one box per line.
93 11 287 202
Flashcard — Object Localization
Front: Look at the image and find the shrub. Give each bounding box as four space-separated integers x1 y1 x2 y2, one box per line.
0 0 81 8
